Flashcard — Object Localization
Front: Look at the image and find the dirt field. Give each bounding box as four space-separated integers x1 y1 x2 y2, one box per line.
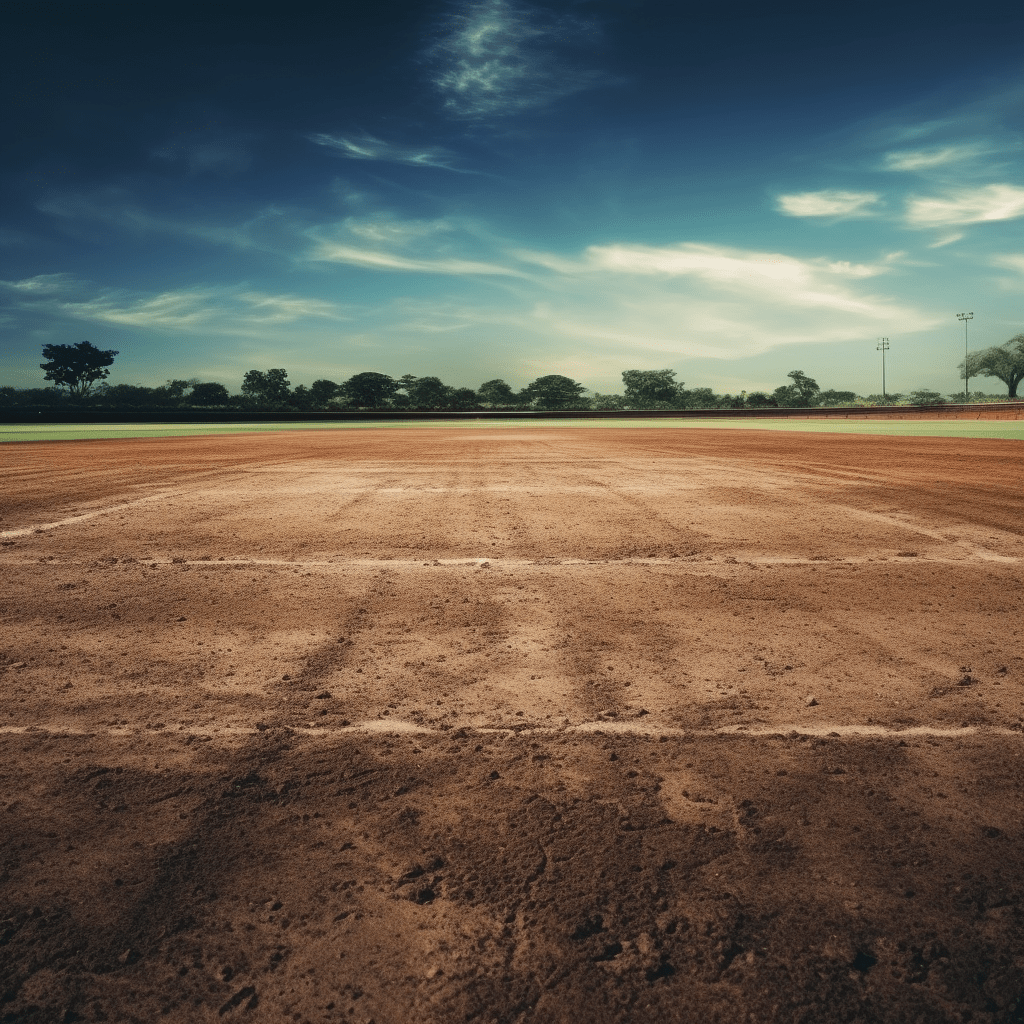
1 426 1023 1024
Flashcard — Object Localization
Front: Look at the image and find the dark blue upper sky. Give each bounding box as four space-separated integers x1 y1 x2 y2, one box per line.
2 0 1022 396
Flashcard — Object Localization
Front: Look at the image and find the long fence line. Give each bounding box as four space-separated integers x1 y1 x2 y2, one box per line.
2 402 1023 424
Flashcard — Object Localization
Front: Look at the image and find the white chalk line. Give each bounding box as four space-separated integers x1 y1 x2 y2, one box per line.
0 464 267 540
0 490 188 539
1 721 1019 741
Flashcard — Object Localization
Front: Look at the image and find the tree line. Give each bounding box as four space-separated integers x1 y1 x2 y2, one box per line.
2 337 1023 412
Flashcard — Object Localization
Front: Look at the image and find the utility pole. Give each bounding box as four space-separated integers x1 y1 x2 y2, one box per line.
876 338 890 399
957 312 973 401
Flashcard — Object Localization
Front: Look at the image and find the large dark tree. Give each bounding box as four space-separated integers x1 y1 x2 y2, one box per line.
621 369 682 407
241 368 291 406
961 334 1024 397
523 374 588 409
786 369 820 405
95 384 156 409
342 371 398 408
448 387 480 410
477 379 517 406
309 379 340 406
405 376 451 408
40 341 118 397
190 382 230 406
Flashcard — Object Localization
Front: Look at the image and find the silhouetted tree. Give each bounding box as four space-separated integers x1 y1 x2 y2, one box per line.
189 382 230 406
681 387 718 409
477 379 517 406
309 379 340 406
771 385 800 407
40 341 118 397
241 368 291 406
523 374 588 409
590 393 626 410
785 370 820 406
621 369 683 407
960 334 1024 398
818 389 857 406
342 371 398 408
405 376 451 408
96 384 157 409
163 379 198 402
448 387 480 410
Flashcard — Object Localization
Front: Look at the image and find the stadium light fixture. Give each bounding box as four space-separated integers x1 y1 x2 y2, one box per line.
957 312 973 401
876 338 890 399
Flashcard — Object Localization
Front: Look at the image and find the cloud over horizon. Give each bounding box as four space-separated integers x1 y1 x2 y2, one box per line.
3 0 1022 396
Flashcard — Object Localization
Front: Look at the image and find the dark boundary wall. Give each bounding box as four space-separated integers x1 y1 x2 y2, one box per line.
2 403 1023 424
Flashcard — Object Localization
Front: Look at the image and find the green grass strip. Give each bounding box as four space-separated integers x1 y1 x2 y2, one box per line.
2 417 1023 443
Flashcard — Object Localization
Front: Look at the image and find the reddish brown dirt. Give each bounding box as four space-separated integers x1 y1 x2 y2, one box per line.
1 427 1023 1024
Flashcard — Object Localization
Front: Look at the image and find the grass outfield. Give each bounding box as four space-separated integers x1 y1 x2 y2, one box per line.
2 417 1024 442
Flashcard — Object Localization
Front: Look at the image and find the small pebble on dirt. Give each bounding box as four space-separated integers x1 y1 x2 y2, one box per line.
805 696 818 707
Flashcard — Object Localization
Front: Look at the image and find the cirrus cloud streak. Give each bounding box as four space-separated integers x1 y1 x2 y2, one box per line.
776 190 881 218
905 184 1024 226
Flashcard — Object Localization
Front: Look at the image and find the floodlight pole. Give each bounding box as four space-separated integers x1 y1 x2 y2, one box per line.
876 338 890 399
957 312 973 401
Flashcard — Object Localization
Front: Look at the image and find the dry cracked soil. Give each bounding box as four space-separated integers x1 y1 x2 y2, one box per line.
1 424 1023 1023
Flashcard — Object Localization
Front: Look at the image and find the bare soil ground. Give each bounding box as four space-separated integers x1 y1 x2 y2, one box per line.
1 426 1023 1024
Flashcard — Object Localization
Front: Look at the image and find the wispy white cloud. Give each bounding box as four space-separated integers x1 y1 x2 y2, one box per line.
514 241 938 359
37 190 260 249
905 184 1024 226
776 190 881 218
307 242 520 276
1 275 350 333
427 0 613 119
1 272 78 294
519 242 887 303
234 292 344 323
308 132 469 171
927 232 964 248
881 143 990 171
34 188 519 276
991 253 1024 274
305 214 525 276
65 289 349 332
342 215 454 245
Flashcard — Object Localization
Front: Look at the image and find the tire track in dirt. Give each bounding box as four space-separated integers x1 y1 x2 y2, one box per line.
2 727 1022 1023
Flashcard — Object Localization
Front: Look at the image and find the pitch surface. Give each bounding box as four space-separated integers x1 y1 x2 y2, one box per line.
1 427 1022 1023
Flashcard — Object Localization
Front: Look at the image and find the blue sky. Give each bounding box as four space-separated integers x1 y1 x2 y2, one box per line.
2 0 1022 397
